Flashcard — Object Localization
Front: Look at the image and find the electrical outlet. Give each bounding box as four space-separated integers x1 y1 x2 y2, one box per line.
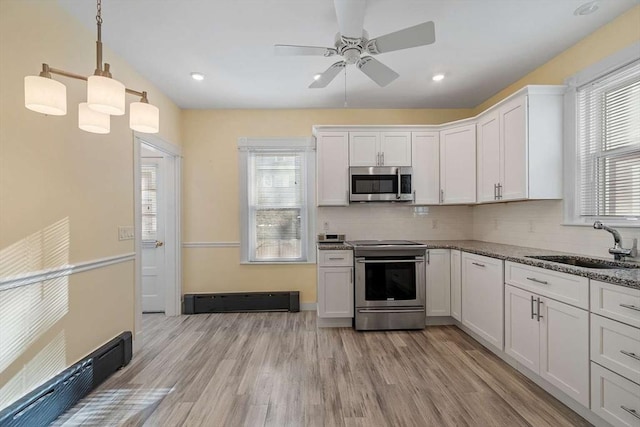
323 221 329 231
118 226 134 241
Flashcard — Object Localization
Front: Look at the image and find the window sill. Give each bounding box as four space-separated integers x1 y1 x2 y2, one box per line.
562 219 640 228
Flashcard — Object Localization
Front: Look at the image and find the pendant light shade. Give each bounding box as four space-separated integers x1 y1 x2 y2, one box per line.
24 76 67 116
129 102 159 133
87 75 125 116
79 102 110 134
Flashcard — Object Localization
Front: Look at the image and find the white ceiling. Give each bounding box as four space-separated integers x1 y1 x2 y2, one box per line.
57 0 638 109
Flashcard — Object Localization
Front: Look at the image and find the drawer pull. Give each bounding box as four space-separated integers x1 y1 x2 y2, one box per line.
621 406 640 420
472 262 485 267
620 350 640 361
328 257 345 261
620 303 640 312
526 277 549 285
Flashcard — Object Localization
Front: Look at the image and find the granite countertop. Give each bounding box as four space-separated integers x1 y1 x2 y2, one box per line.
317 240 640 289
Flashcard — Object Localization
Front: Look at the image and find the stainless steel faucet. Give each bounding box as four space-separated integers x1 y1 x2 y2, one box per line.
593 221 638 261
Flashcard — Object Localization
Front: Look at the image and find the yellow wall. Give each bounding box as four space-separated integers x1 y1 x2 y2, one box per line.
0 1 181 409
474 5 640 113
181 109 472 303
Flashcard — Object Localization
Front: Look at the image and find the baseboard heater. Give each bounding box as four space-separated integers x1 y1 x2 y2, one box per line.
183 291 300 314
0 331 132 427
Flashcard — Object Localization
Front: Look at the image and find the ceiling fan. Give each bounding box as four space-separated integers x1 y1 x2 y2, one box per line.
274 0 436 88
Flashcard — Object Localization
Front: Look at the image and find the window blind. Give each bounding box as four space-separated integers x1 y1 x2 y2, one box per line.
577 59 640 217
141 164 157 240
249 152 305 260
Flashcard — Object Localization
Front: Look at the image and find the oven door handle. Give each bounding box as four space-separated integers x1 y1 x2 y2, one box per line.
356 257 425 264
357 308 425 314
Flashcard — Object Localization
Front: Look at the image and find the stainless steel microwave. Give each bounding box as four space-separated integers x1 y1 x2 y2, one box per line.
349 166 413 202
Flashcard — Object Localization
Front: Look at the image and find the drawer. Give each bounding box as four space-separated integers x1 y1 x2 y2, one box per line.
505 261 589 309
591 362 640 427
591 280 640 328
318 250 353 267
591 314 640 384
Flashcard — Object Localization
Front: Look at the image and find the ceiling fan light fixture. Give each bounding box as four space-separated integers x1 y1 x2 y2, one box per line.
191 72 205 81
432 74 445 82
574 1 599 16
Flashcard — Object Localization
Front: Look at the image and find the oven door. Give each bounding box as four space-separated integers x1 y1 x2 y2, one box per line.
354 256 425 308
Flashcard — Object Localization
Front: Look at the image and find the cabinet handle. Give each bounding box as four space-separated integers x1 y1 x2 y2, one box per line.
536 298 544 322
621 406 640 420
472 262 485 267
498 183 503 200
350 267 353 284
620 350 640 361
440 189 444 204
526 277 549 285
426 250 430 265
620 303 640 312
531 295 536 320
494 183 497 200
328 257 345 260
382 152 385 165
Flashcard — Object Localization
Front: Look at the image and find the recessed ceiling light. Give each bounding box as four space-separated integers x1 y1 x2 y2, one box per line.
432 74 445 82
313 73 322 81
190 72 205 81
574 1 599 16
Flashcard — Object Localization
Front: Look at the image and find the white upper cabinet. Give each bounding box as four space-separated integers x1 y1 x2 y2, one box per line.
316 132 349 206
440 123 476 204
411 131 440 204
349 131 411 166
476 86 564 202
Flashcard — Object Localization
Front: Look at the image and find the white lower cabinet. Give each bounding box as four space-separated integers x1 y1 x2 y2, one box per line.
425 249 450 316
504 284 590 407
591 362 640 427
461 252 504 350
317 250 354 318
450 250 462 321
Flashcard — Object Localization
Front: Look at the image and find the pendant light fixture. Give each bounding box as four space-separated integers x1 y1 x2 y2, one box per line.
23 0 159 134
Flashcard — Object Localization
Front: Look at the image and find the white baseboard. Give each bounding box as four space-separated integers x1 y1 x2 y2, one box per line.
300 302 317 311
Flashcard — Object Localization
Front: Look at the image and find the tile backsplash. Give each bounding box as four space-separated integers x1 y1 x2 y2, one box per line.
472 200 640 259
318 200 639 260
318 204 474 241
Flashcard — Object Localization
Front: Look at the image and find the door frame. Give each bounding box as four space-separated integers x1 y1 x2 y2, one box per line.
133 132 182 350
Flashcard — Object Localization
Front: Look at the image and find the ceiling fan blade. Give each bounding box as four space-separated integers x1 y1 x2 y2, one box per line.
334 0 366 39
366 21 436 54
309 62 346 88
275 44 337 57
357 57 399 87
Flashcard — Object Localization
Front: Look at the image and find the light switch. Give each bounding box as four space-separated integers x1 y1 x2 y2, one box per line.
118 226 134 241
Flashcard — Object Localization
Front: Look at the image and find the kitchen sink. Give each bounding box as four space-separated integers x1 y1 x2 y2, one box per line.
525 255 639 269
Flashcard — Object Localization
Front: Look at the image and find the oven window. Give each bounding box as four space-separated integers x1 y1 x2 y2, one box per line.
364 261 416 301
352 175 397 194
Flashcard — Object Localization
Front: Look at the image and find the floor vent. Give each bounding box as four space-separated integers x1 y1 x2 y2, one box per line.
0 332 132 427
183 291 300 314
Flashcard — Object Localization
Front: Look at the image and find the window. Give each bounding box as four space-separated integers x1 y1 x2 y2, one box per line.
238 138 315 263
141 164 157 241
565 44 640 226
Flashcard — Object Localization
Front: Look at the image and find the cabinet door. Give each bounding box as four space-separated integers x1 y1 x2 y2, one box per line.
539 296 590 407
411 132 440 204
450 250 462 321
504 285 540 373
380 131 411 166
461 252 504 350
477 111 501 202
501 96 528 200
316 132 349 206
349 132 379 166
426 249 451 316
318 267 354 318
440 124 477 204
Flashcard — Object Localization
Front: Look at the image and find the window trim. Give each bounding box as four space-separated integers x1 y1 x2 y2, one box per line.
238 137 316 264
563 41 640 228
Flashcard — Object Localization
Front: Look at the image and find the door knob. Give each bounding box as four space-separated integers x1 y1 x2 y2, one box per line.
155 240 164 248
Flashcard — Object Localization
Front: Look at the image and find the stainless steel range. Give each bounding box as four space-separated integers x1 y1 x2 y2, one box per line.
349 240 427 331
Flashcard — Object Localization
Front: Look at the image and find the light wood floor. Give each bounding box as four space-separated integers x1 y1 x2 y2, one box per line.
55 312 591 426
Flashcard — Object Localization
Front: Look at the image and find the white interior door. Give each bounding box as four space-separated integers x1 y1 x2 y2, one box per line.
141 155 166 313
